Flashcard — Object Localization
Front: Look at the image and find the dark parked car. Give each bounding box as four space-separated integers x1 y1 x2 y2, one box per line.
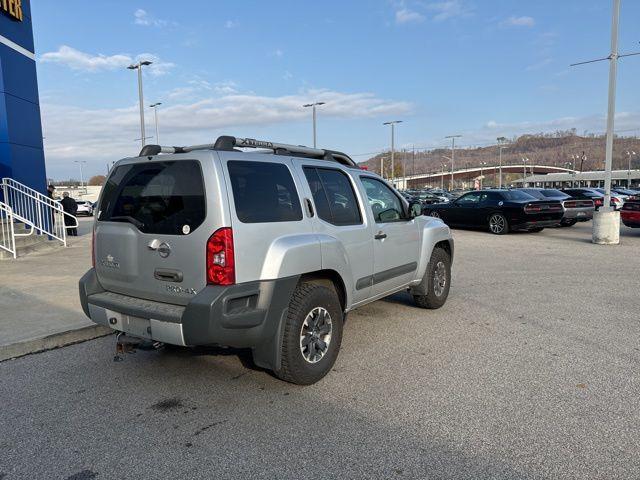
424 190 564 234
561 188 621 210
621 201 640 228
519 188 594 227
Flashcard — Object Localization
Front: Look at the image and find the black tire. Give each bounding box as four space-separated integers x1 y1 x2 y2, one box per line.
413 247 451 309
428 211 441 219
276 283 343 385
488 212 509 235
528 227 544 233
560 219 576 227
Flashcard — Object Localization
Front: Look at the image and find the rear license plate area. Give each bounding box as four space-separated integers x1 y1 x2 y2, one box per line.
105 309 152 339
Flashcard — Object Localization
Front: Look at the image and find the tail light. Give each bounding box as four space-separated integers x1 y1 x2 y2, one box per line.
207 228 235 285
594 198 603 206
611 197 620 204
91 228 95 268
564 201 577 208
524 203 542 213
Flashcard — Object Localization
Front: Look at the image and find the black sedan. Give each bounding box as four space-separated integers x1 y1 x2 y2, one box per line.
424 190 564 234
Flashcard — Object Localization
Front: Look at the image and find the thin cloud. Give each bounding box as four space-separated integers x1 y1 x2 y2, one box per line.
502 15 536 28
426 1 470 22
134 9 171 27
396 8 425 24
225 20 238 28
39 46 174 76
41 89 412 173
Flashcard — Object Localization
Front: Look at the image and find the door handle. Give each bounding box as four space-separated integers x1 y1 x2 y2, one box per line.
374 231 387 240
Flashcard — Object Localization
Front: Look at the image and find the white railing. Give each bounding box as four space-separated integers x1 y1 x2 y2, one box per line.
0 201 17 258
1 177 78 247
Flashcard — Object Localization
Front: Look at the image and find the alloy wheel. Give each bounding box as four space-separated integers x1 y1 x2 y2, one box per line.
299 307 333 364
489 214 506 234
433 261 447 297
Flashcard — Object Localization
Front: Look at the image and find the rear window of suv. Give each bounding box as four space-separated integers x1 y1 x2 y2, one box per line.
228 161 303 223
98 160 206 235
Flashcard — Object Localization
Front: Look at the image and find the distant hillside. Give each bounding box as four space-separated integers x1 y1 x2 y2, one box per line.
361 132 640 178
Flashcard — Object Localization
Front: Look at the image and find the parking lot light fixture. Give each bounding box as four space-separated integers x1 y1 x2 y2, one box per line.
384 121 403 183
303 102 326 148
445 135 462 190
128 60 154 149
497 137 508 189
149 102 162 144
627 151 636 187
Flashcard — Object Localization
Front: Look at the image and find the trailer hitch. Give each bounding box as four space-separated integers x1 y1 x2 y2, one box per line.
114 332 163 362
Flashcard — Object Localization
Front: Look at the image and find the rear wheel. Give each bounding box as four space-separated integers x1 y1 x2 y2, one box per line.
560 219 577 227
488 213 509 235
429 211 441 219
276 283 343 385
413 247 451 309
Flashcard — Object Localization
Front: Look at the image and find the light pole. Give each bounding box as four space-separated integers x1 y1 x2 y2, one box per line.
445 135 462 190
74 160 87 192
303 102 326 148
521 158 529 186
497 136 508 189
626 151 636 187
479 161 487 189
441 156 451 190
384 120 403 183
128 60 153 149
150 102 162 145
380 157 386 179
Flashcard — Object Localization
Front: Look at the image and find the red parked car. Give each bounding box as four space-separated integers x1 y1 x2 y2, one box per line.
621 201 640 228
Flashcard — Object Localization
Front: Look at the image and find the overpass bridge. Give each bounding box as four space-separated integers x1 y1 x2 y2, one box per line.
389 165 576 190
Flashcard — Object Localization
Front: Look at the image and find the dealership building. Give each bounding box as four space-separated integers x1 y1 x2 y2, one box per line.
0 0 46 193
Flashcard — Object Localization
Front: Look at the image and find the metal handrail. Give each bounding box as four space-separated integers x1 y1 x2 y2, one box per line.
0 201 16 258
1 178 79 247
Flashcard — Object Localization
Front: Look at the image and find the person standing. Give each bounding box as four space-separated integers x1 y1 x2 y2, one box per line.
60 192 78 237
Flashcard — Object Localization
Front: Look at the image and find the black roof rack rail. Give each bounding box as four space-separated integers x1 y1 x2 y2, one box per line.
138 136 358 167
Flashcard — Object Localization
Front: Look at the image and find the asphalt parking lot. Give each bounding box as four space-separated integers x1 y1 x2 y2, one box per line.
1 222 639 480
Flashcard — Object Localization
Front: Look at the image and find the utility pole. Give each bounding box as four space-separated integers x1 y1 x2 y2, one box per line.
521 158 529 186
440 157 449 190
303 102 326 148
569 0 640 243
384 121 403 183
150 102 162 144
445 135 462 190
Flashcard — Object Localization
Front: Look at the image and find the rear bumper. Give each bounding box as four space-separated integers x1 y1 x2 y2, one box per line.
511 217 562 230
621 211 640 227
79 268 299 370
563 207 594 222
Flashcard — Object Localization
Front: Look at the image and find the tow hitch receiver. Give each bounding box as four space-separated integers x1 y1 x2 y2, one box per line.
114 332 163 362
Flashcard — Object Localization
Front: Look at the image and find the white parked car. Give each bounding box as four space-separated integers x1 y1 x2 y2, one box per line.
75 200 94 216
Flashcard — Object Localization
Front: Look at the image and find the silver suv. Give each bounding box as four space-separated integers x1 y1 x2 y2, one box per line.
79 136 454 384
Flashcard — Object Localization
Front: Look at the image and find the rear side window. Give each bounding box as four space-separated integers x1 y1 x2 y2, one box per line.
98 160 206 235
500 191 535 201
228 161 302 223
303 167 362 226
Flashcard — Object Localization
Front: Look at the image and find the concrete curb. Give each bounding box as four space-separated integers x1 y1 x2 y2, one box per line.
0 325 113 362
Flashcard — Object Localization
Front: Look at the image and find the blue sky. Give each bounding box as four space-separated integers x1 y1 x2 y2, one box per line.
32 0 640 179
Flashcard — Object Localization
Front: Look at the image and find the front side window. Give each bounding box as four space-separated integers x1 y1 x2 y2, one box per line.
303 167 362 226
361 177 405 223
457 192 481 204
98 160 206 235
228 161 302 223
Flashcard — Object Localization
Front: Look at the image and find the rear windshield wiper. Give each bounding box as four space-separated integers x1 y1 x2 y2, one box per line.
108 216 146 230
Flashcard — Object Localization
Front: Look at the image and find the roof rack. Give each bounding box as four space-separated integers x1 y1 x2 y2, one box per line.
138 136 358 167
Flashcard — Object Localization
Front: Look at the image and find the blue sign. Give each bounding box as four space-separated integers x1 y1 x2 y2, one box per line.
0 0 46 194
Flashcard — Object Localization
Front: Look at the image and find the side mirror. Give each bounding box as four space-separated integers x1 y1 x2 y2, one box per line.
408 200 422 218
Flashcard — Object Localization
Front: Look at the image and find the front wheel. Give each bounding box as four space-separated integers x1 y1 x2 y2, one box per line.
488 213 509 235
276 283 343 385
413 247 451 309
428 211 441 219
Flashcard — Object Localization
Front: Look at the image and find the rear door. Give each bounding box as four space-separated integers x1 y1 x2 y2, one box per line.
298 164 374 303
95 156 223 306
